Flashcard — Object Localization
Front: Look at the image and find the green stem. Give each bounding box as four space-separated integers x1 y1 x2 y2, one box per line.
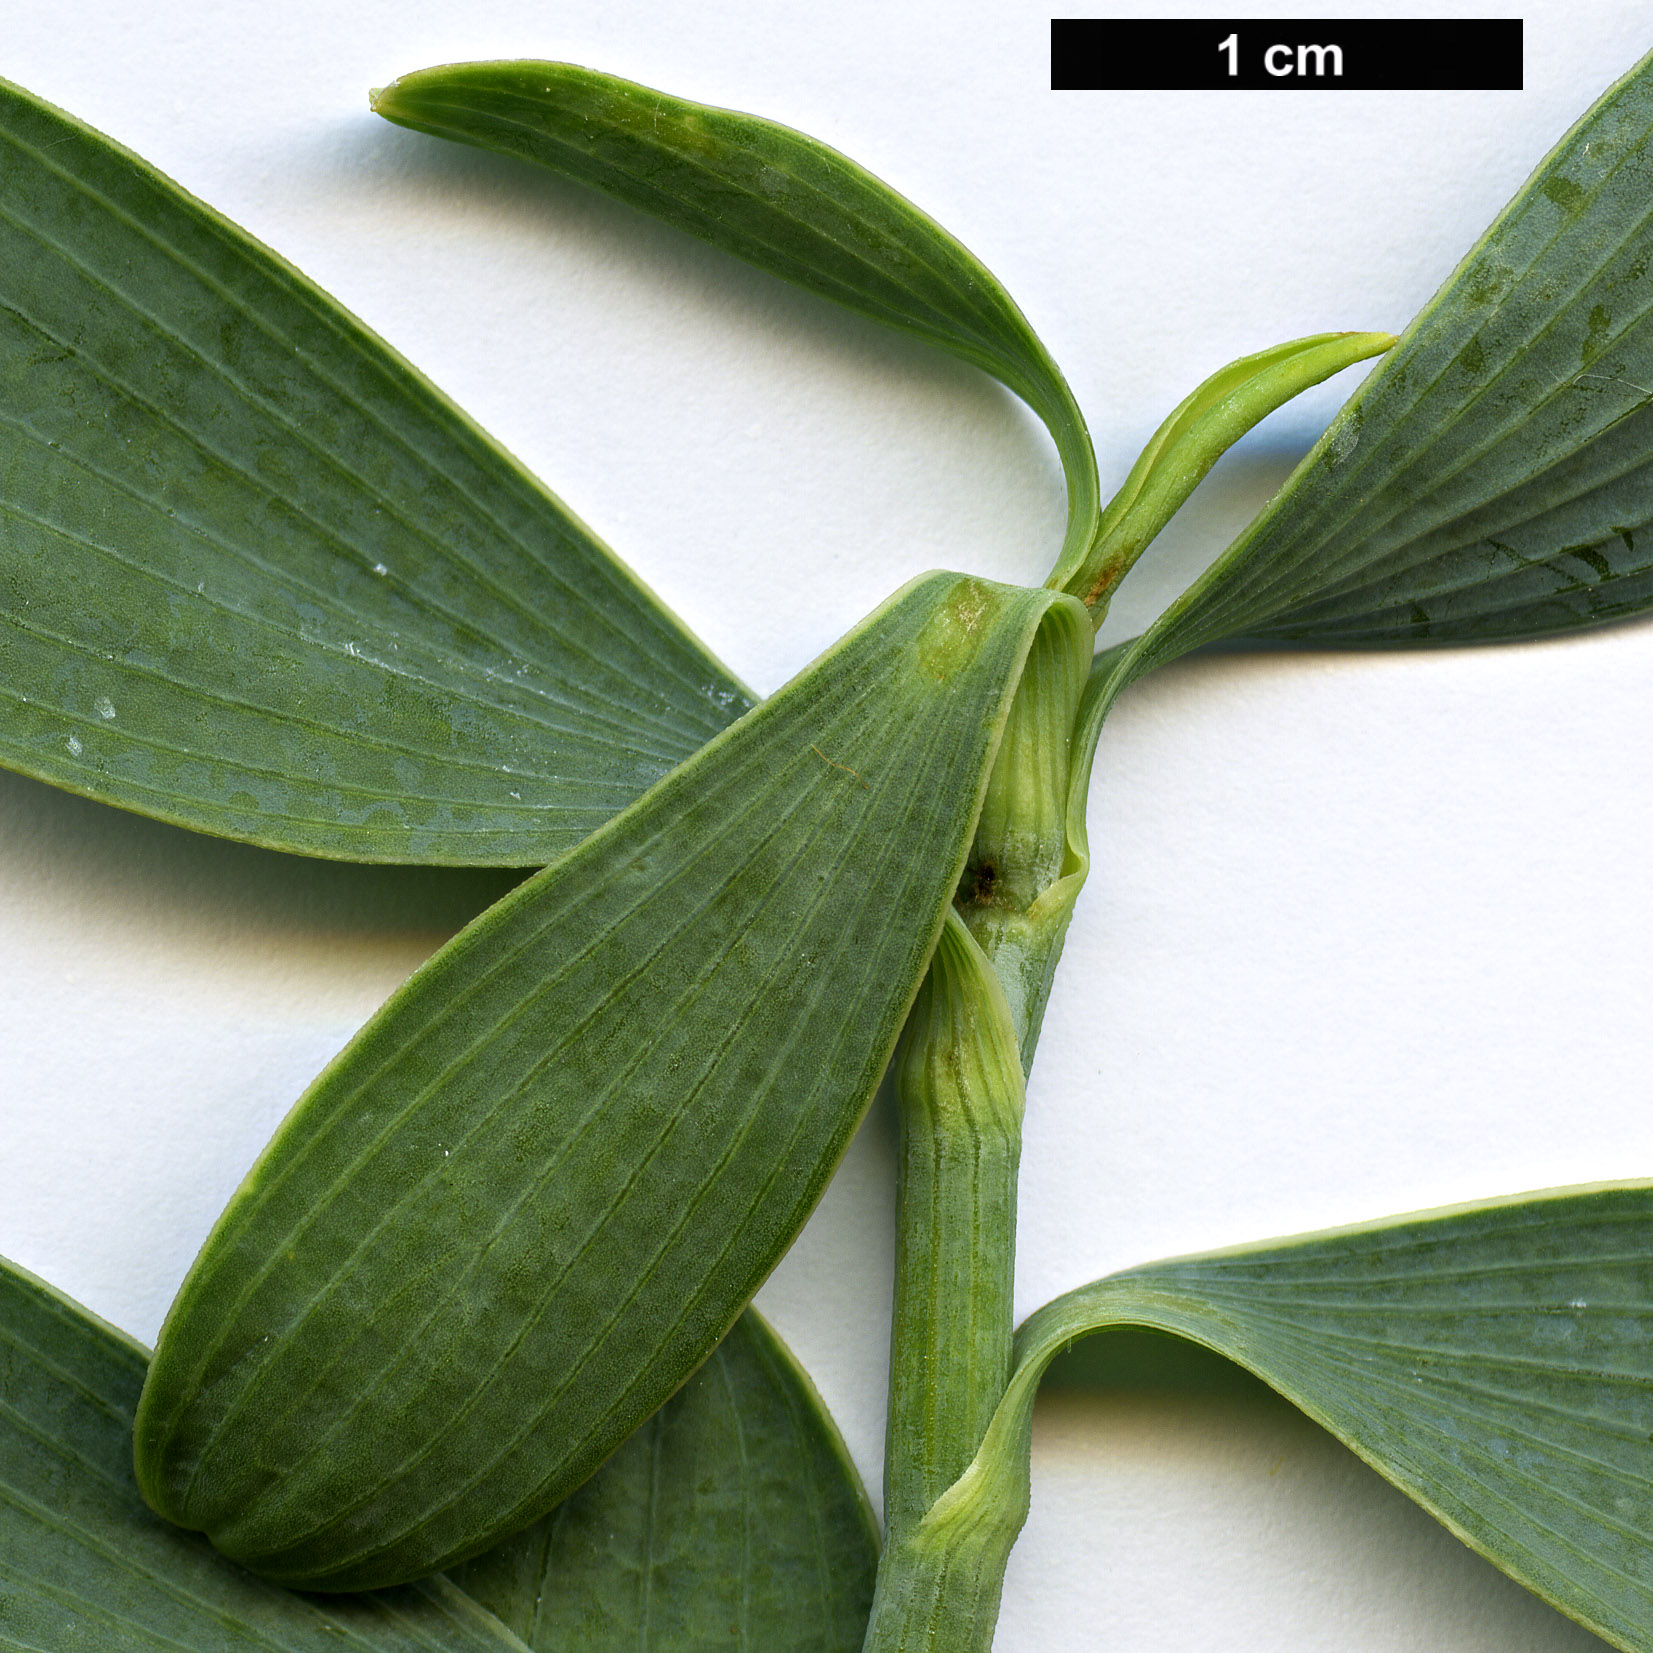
882 914 1025 1547
864 644 1129 1650
861 1456 1028 1653
865 331 1401 1650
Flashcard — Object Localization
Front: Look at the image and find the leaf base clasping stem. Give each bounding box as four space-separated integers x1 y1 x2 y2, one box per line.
869 616 1096 1649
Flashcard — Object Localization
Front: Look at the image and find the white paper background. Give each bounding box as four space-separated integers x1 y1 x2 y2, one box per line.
3 2 1651 1647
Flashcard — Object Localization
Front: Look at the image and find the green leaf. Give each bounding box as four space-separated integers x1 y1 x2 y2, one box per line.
0 1251 532 1651
1048 330 1394 614
450 1308 878 1651
0 76 750 866
369 61 1100 575
949 1183 1653 1653
134 571 1090 1592
1125 45 1653 678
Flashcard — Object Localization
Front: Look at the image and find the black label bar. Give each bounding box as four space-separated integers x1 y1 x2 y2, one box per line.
1052 19 1524 90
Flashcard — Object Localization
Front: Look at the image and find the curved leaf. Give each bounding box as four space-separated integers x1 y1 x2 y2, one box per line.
1050 330 1394 614
451 1308 878 1651
1127 45 1653 679
0 76 750 865
370 61 1100 573
135 571 1090 1591
949 1183 1653 1653
0 1251 530 1652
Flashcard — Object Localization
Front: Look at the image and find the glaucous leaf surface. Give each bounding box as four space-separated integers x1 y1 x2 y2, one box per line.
135 571 1090 1592
0 77 749 865
370 61 1100 570
957 1184 1653 1653
1125 45 1653 679
0 1251 531 1652
450 1309 877 1651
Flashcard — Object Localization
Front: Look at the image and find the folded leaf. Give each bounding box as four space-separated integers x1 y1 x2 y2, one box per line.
1049 330 1394 613
451 1308 878 1651
952 1183 1653 1653
370 62 1100 572
0 77 749 865
1127 45 1653 678
135 571 1090 1591
0 1251 531 1652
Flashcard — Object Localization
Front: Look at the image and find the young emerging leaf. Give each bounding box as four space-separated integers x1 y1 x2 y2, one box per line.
1128 45 1653 681
1048 330 1394 614
921 1184 1653 1653
370 62 1101 570
0 77 749 865
0 1252 531 1652
451 1309 878 1651
135 571 1090 1591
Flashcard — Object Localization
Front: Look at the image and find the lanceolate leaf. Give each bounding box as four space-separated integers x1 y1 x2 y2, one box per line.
0 1252 531 1652
370 62 1101 571
1124 45 1653 681
135 572 1090 1592
0 77 750 865
947 1184 1653 1653
451 1309 878 1651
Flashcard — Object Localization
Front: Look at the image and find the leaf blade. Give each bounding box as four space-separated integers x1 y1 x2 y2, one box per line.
1054 330 1395 613
0 76 750 865
134 571 1090 1591
975 1184 1653 1653
370 61 1100 573
450 1308 877 1651
0 1252 533 1652
1128 46 1653 676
